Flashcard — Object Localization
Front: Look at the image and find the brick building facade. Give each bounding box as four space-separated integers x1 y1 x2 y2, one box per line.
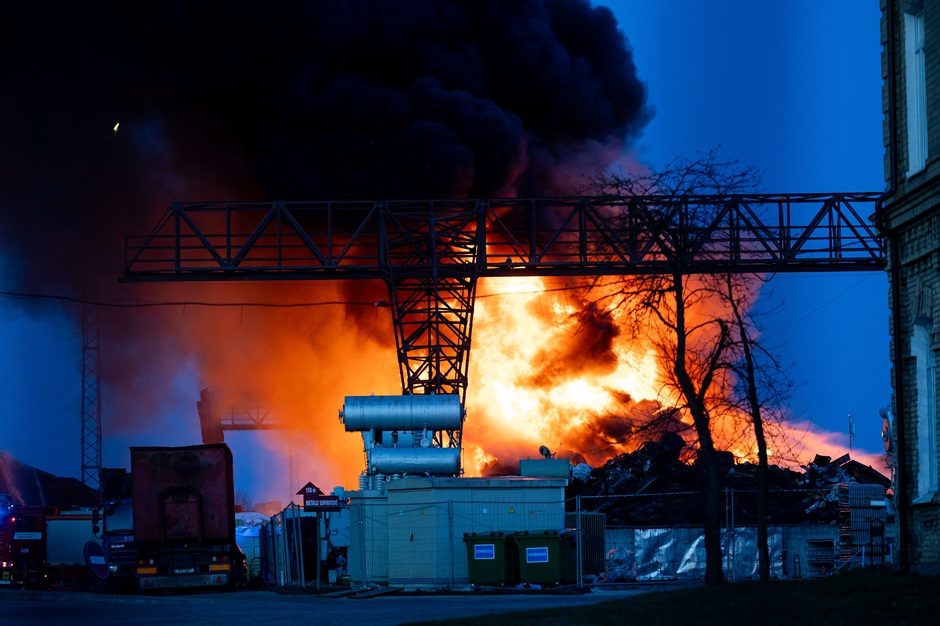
880 0 940 574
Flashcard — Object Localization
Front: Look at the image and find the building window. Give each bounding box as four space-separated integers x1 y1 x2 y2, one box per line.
912 319 937 503
905 7 927 176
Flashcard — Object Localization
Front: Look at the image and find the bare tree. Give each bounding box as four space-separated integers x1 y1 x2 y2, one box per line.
591 150 792 584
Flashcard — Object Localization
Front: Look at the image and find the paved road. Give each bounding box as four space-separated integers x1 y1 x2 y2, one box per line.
0 586 684 626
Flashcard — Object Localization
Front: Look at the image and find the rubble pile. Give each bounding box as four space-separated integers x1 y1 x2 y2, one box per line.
566 433 891 526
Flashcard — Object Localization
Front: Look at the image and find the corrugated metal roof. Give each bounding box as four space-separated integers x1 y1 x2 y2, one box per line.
0 452 99 508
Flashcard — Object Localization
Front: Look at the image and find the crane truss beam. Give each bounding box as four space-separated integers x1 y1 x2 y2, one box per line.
124 193 885 281
124 193 886 454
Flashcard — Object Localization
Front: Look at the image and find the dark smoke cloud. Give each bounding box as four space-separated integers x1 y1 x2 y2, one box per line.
567 397 684 460
525 301 621 387
3 0 650 275
1 1 650 459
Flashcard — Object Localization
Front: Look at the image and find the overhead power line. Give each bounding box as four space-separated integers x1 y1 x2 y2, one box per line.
0 280 624 311
0 290 385 309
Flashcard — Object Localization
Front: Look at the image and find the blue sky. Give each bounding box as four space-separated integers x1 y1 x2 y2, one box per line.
608 0 889 455
0 1 890 499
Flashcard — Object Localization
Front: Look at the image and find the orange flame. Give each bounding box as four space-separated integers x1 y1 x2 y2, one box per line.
465 276 663 472
117 272 884 502
463 275 888 475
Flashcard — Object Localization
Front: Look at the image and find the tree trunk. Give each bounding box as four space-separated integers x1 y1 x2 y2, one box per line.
727 275 770 582
672 273 725 585
700 443 725 585
755 410 770 582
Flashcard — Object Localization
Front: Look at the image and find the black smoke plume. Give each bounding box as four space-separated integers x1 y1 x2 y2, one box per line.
1 1 650 449
3 0 649 285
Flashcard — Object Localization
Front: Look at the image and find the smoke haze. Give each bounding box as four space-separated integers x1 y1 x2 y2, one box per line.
1 1 652 493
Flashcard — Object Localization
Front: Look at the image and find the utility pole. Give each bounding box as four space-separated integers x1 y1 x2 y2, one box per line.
848 413 855 451
81 306 102 490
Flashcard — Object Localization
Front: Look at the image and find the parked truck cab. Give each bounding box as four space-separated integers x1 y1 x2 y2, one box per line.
99 498 136 581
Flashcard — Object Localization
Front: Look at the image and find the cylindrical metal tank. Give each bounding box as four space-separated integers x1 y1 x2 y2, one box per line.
366 447 461 475
341 395 463 431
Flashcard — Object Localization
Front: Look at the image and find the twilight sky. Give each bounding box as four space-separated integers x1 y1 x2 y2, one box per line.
0 0 889 502
608 0 889 453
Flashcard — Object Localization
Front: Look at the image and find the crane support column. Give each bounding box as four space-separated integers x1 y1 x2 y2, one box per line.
382 201 486 448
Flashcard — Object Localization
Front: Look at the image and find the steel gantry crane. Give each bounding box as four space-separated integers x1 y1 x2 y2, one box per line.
122 193 886 455
196 388 283 444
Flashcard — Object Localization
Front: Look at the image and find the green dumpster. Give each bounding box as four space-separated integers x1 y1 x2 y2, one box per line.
463 532 519 586
513 529 577 585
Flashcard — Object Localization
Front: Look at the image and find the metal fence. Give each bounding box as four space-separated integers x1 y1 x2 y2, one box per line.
259 485 893 588
260 503 322 589
571 486 893 584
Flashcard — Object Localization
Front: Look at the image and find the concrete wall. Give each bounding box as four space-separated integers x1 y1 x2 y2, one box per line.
348 490 389 585
781 525 840 579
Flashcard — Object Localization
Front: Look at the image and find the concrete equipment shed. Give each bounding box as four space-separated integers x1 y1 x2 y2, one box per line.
348 476 567 587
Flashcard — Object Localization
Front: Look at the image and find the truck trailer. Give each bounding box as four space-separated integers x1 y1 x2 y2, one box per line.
131 444 240 591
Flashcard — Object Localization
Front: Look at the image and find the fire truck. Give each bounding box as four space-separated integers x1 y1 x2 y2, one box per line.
1 496 99 588
0 495 13 585
0 504 48 587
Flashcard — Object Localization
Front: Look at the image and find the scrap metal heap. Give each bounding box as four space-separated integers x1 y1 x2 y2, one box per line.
567 433 892 526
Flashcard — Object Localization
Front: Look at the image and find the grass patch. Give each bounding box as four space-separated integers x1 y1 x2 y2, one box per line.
407 571 939 626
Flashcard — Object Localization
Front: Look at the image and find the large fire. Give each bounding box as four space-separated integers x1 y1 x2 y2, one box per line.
106 274 882 496
147 273 884 499
465 276 662 472
0 1 889 506
462 275 886 475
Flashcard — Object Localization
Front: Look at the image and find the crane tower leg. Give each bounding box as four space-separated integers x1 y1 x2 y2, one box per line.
383 203 485 449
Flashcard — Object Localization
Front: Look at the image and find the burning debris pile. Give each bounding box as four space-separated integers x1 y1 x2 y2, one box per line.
567 434 891 526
